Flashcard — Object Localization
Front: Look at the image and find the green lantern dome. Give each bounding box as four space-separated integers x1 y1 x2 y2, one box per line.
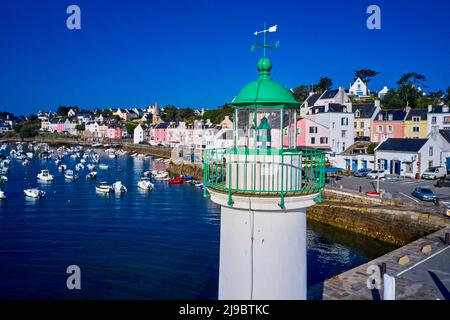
232 57 299 108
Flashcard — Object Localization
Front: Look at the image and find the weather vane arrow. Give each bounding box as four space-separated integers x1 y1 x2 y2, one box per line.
251 23 280 56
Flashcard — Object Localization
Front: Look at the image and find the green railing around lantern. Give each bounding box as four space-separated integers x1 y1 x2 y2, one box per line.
203 147 326 208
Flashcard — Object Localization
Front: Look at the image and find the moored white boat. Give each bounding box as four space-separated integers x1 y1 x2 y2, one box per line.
137 178 154 191
87 164 95 170
24 188 46 198
96 182 113 193
112 181 127 193
64 169 77 180
108 153 117 159
99 164 109 170
75 163 84 171
0 190 6 199
0 175 8 183
37 169 54 181
86 171 98 180
58 164 67 172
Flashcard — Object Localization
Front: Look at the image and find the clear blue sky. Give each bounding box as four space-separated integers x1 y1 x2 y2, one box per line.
0 0 449 115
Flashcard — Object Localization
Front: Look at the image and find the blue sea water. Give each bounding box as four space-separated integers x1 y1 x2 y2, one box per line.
0 150 396 300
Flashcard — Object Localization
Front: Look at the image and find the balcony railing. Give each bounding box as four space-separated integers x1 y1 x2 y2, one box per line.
203 147 326 208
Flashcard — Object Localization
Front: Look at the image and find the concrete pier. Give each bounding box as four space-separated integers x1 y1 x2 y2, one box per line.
323 226 450 300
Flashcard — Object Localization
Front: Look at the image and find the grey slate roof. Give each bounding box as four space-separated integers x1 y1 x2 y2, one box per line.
310 103 348 114
406 109 428 121
429 105 450 113
354 104 377 118
374 109 407 121
377 138 428 152
439 129 450 144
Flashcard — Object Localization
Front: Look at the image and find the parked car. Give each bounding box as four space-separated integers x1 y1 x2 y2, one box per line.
422 166 447 180
436 176 450 188
366 170 387 179
354 168 371 177
411 187 437 202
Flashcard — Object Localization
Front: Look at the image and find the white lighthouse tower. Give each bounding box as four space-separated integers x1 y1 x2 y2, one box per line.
203 29 326 300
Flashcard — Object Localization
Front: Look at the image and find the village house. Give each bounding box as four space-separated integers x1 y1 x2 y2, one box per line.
295 117 330 150
353 101 381 141
374 135 444 178
404 109 428 139
371 109 407 143
153 123 169 145
133 124 149 144
305 103 354 155
378 86 389 99
428 104 450 133
348 78 369 100
333 142 376 171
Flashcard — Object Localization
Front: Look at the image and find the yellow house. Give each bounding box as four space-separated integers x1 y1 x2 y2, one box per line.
404 109 428 138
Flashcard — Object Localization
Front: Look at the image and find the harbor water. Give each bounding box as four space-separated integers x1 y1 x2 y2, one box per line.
0 149 397 299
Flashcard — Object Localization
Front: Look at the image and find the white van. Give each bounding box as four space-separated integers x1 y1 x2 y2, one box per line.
422 166 447 180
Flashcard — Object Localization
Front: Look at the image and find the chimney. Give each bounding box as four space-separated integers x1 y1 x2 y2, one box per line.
374 100 381 108
338 86 344 92
405 106 411 113
428 105 433 112
443 105 449 113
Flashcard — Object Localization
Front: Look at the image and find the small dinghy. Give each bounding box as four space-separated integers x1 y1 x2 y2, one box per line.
0 175 8 183
0 190 6 200
98 164 109 170
87 164 95 170
75 163 84 171
58 164 68 172
86 171 98 180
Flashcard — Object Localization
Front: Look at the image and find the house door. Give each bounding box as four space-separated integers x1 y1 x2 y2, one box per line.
352 160 358 171
393 160 401 175
345 159 350 170
362 160 367 169
389 160 393 174
447 157 450 174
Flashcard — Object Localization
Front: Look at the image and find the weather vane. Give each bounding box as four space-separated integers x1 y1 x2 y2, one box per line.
251 23 280 57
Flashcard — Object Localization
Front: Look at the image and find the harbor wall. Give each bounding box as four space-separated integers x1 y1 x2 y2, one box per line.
168 161 203 180
307 190 449 246
4 137 172 159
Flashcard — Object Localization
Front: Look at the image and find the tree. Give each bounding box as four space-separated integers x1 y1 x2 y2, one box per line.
292 85 309 102
162 105 177 121
124 122 138 135
381 89 404 109
317 77 333 92
354 69 380 84
427 90 445 105
75 123 85 131
446 87 450 103
57 106 79 116
397 72 427 88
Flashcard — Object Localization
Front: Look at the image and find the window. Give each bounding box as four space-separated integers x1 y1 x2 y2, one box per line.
320 137 328 144
378 114 383 121
341 117 348 126
413 126 420 133
377 125 383 133
354 122 357 129
309 126 317 133
429 147 433 156
387 125 393 133
432 116 437 124
355 110 360 118
388 114 393 121
342 143 346 151
297 128 301 135
428 160 433 168
332 122 335 129
360 122 364 129
310 137 316 144
412 116 420 122
341 130 346 138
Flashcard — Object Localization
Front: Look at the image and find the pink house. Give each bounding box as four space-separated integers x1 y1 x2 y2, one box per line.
154 123 169 145
371 110 407 143
56 121 65 133
295 117 330 148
